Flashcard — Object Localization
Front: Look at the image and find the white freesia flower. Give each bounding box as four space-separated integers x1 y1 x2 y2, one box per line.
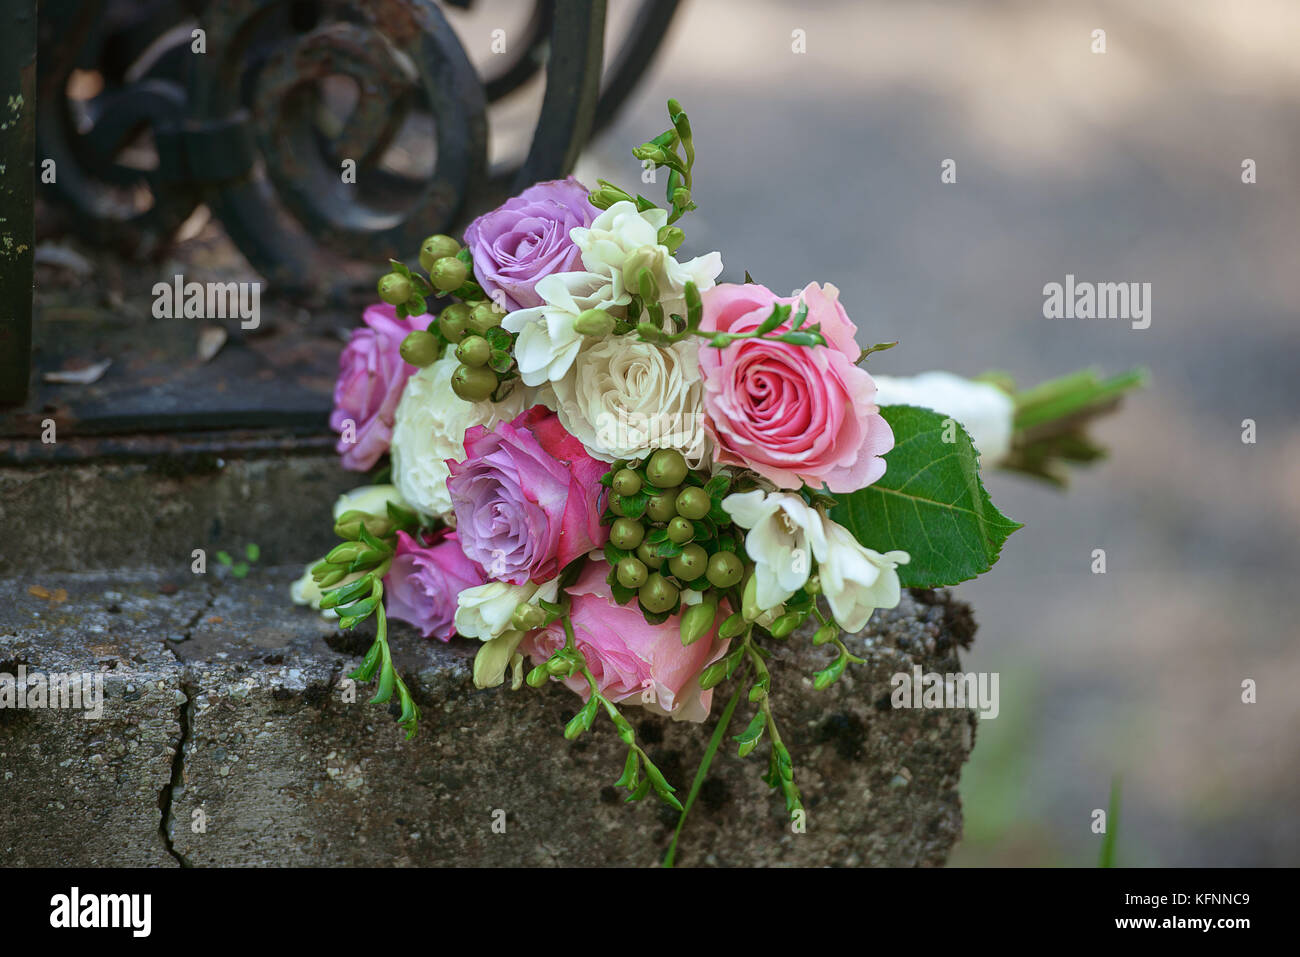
553 335 709 466
872 372 1015 463
332 483 403 520
454 577 560 642
390 356 526 519
500 271 625 386
290 564 327 610
569 200 723 319
722 489 827 610
818 521 910 633
472 630 526 689
723 489 909 632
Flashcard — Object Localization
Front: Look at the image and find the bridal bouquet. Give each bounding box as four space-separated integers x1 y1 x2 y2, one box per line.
293 100 1141 860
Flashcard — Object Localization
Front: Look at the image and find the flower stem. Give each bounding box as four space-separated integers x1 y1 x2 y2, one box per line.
662 674 746 868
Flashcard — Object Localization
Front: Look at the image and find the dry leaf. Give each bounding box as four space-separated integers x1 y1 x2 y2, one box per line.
44 359 112 385
197 325 228 363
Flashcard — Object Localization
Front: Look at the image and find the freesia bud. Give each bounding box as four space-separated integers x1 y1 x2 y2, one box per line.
573 308 615 337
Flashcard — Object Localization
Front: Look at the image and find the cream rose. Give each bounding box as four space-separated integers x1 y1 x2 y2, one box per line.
552 336 709 466
389 355 525 519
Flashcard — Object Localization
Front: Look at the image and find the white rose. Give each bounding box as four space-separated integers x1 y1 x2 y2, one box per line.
332 483 403 520
872 372 1015 463
389 355 526 519
722 489 827 610
569 201 723 319
454 577 559 642
818 521 909 633
552 336 709 466
500 271 624 386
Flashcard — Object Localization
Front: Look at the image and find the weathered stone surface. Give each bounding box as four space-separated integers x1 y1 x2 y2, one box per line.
0 455 354 576
0 572 207 866
1 567 977 867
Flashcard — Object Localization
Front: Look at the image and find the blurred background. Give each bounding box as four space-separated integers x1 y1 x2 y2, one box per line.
574 0 1300 866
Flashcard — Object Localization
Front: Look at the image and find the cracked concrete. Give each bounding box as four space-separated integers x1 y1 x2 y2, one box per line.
0 565 978 866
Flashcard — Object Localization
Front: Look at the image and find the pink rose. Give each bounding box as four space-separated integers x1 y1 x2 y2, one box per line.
447 406 607 584
519 562 730 722
384 531 486 640
698 282 893 493
329 303 432 472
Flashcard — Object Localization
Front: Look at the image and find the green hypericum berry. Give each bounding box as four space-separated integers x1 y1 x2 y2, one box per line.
668 544 707 581
636 541 664 570
706 551 744 588
438 303 471 343
612 468 642 497
638 573 679 614
666 516 694 545
430 256 468 292
674 486 711 520
645 449 688 488
467 301 501 335
616 556 649 589
608 496 626 517
456 334 491 368
451 364 497 401
419 234 461 272
399 330 440 367
646 488 679 523
610 517 645 550
377 272 412 306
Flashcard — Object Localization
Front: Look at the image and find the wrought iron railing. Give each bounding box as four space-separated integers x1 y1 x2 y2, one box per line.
1 0 678 407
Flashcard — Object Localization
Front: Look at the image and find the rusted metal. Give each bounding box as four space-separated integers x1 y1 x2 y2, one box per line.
33 0 688 299
0 0 37 406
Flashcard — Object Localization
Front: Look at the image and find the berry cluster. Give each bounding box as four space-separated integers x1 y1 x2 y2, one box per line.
377 234 516 401
600 449 746 643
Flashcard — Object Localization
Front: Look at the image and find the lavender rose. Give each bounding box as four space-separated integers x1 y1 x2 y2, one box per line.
329 303 432 472
384 531 486 640
463 177 596 312
447 406 607 585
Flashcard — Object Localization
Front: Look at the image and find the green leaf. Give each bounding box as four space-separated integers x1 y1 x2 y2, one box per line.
733 711 766 746
245 543 260 562
829 405 1021 588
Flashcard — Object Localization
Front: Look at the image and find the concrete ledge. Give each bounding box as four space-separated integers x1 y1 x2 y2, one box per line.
0 455 354 576
1 568 977 867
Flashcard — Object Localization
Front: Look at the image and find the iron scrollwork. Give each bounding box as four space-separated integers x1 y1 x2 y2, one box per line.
36 0 680 294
